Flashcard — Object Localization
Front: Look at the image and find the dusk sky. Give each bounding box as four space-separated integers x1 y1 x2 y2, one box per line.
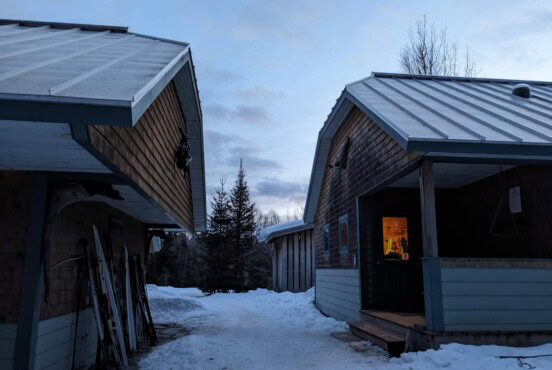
4 0 552 215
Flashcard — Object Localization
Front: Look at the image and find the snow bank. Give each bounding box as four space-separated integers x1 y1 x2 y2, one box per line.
140 286 552 370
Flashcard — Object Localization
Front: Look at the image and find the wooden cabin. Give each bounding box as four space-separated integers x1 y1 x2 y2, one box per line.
304 72 552 354
0 20 206 369
258 221 315 292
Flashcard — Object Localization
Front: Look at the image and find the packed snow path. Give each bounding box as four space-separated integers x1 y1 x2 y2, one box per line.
139 286 552 370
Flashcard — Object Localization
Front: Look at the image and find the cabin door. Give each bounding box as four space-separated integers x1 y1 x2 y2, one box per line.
370 191 424 311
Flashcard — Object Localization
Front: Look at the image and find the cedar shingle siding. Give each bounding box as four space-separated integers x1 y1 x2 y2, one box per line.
89 82 194 231
314 107 420 297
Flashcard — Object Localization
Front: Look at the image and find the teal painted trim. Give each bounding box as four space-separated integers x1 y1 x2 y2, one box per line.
14 173 48 370
0 97 132 126
422 257 445 331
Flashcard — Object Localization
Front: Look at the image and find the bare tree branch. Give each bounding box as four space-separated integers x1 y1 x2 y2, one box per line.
399 14 480 77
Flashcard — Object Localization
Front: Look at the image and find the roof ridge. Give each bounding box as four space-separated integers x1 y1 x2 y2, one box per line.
369 72 552 86
0 18 128 33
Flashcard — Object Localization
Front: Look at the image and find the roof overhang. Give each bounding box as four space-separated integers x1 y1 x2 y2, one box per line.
258 220 314 244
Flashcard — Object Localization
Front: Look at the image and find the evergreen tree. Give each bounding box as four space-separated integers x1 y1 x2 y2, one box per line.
200 179 234 293
228 166 257 292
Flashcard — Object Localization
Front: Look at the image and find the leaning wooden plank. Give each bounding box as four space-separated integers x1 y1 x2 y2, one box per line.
137 254 157 344
93 225 129 367
125 246 136 351
84 241 111 369
133 256 153 344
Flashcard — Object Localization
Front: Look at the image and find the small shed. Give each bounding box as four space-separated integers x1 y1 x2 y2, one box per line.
258 221 315 292
0 19 206 369
304 72 552 354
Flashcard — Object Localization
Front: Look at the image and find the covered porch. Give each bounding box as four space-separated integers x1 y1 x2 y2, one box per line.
354 158 552 351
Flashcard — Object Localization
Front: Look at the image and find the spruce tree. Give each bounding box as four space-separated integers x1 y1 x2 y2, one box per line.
228 166 256 292
200 179 233 293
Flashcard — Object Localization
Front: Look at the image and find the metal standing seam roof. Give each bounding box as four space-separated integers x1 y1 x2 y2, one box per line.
0 19 196 126
304 72 552 223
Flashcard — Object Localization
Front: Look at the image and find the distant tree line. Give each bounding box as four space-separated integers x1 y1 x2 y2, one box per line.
147 167 286 293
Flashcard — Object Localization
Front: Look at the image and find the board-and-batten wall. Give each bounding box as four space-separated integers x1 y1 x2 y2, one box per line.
272 229 314 292
0 309 97 370
440 263 552 332
315 269 360 322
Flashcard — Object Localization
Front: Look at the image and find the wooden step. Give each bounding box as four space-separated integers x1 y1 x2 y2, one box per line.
360 310 424 336
349 321 405 357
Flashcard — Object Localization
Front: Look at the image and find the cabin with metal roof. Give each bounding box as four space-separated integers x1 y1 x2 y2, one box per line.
0 19 206 369
258 221 315 292
305 72 552 355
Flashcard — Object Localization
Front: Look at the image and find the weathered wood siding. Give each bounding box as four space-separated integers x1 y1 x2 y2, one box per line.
313 107 420 308
88 81 194 231
315 268 360 322
272 230 314 292
440 264 552 331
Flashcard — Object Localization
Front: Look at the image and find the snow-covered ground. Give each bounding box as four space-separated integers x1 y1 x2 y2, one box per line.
139 285 552 369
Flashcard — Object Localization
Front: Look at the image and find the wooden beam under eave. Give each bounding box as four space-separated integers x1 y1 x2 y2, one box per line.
419 159 439 257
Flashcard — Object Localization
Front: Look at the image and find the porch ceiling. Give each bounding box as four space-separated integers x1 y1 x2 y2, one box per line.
389 163 515 189
0 119 182 228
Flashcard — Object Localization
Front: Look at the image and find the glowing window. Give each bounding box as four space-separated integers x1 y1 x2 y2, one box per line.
382 217 409 260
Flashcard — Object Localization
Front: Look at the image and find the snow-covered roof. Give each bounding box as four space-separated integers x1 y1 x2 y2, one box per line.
257 220 314 244
304 72 552 223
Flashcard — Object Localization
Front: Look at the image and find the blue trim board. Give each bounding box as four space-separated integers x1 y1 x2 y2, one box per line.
422 257 445 332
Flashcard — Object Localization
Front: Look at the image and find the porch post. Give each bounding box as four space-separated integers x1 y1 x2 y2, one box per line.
419 159 444 332
419 159 438 257
14 173 48 370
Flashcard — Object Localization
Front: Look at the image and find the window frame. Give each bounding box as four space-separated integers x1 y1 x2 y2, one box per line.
338 214 349 255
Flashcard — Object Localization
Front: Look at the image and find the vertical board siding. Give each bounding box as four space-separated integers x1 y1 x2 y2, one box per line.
0 324 16 370
272 244 277 291
300 232 306 291
34 308 98 370
315 268 360 322
279 237 287 292
441 267 552 331
287 237 293 291
271 230 315 293
89 81 194 231
306 231 312 289
294 234 300 293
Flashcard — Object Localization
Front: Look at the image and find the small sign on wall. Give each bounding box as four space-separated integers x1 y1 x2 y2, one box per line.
509 186 522 214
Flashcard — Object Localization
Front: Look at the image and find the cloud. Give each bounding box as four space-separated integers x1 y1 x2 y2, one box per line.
197 64 244 83
204 103 270 124
237 85 287 101
255 179 308 202
226 155 281 172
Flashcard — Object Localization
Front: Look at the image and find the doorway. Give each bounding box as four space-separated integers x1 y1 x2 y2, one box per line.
367 188 424 311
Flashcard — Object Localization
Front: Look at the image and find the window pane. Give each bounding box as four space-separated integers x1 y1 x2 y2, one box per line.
339 219 348 249
382 217 409 260
323 224 330 252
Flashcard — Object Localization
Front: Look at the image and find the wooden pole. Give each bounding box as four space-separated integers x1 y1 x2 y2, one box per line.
14 173 48 370
419 159 439 257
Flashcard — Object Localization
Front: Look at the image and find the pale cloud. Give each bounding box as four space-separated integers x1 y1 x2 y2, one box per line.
204 103 270 124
